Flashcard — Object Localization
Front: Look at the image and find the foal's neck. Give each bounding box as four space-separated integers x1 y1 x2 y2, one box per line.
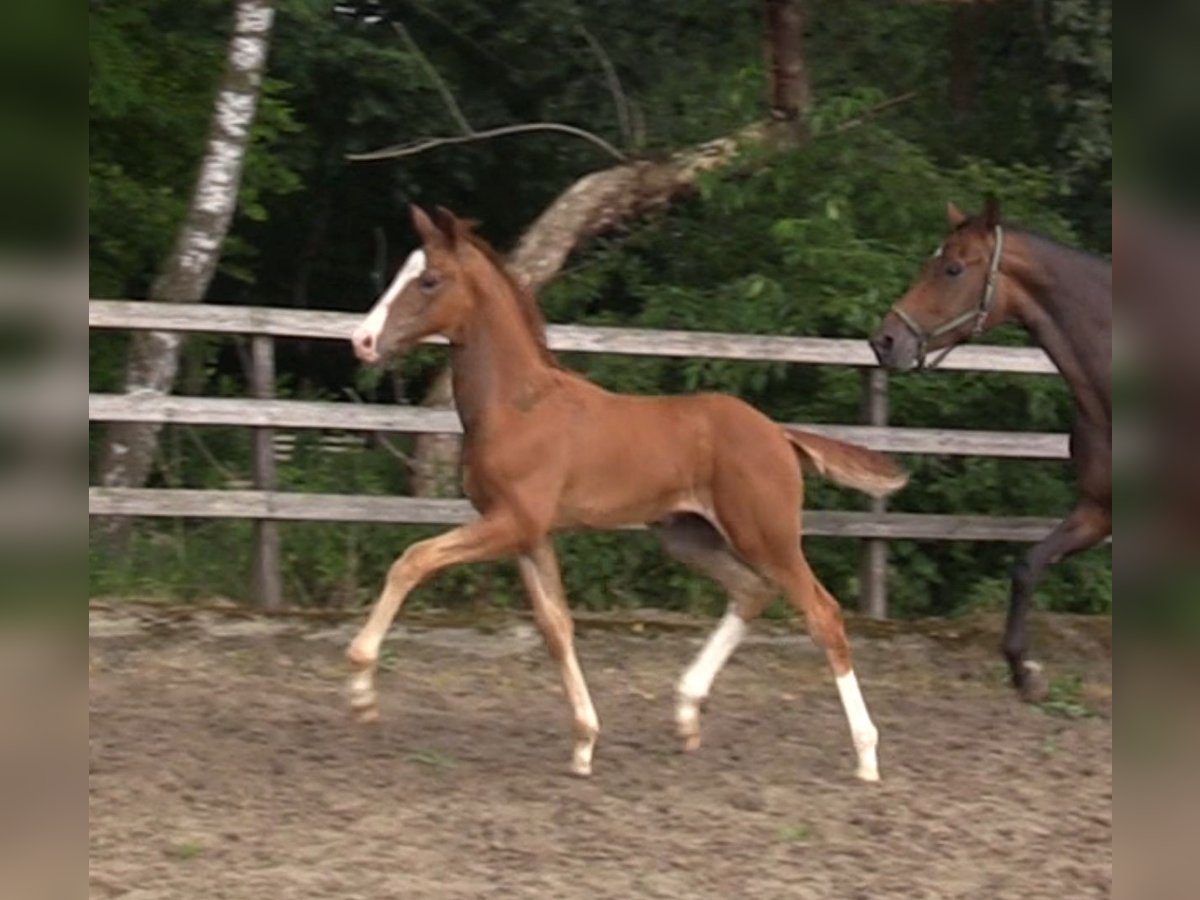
1005 232 1112 427
449 272 555 433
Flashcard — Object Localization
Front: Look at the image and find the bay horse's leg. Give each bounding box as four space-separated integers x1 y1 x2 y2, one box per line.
346 514 521 722
778 557 880 782
655 515 775 751
1005 500 1111 702
517 543 600 776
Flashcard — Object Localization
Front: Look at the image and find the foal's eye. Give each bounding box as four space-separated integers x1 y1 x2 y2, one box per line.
944 260 964 277
418 271 441 292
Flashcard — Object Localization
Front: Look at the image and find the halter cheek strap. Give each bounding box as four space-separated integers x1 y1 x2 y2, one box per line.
894 225 1005 369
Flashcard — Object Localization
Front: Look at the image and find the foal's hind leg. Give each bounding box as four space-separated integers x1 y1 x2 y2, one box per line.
518 542 600 776
778 557 879 782
655 515 775 752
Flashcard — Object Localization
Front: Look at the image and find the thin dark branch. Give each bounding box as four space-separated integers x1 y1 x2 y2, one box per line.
181 425 242 484
371 226 388 295
402 0 518 76
343 387 417 468
347 122 628 163
391 20 473 136
822 90 920 137
629 98 646 151
576 23 631 151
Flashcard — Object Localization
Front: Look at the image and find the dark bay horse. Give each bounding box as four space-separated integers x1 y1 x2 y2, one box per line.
348 204 909 779
870 199 1111 701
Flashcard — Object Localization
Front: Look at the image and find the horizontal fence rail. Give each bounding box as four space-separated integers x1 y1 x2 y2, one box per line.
88 393 1070 459
89 298 1073 615
89 300 1057 373
89 488 1062 543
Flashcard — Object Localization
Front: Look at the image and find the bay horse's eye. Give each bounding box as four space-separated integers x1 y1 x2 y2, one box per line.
418 271 441 292
945 260 964 278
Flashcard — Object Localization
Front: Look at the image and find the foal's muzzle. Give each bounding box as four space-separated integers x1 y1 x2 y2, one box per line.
350 326 381 365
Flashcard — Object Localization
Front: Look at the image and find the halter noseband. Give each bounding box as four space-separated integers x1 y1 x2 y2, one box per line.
892 225 1005 369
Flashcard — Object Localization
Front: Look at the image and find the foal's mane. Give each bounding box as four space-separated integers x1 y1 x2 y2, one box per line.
458 225 562 368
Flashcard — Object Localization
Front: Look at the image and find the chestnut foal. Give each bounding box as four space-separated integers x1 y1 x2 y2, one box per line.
348 205 907 780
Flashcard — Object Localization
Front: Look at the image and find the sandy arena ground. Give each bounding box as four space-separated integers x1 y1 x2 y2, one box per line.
89 605 1111 899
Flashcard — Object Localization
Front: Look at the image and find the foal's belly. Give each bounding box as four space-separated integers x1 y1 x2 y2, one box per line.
552 490 710 531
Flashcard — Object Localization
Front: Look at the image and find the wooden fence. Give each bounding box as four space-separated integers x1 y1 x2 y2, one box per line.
89 299 1066 617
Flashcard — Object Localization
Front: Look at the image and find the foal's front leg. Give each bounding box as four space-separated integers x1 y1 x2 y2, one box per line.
518 543 600 776
347 515 519 722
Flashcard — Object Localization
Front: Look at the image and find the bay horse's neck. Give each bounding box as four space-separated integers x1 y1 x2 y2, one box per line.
1005 232 1112 427
449 265 555 433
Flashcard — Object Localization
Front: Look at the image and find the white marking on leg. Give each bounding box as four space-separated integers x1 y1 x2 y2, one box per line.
521 555 600 776
835 670 880 782
563 653 600 776
347 666 378 720
676 610 747 749
351 248 426 361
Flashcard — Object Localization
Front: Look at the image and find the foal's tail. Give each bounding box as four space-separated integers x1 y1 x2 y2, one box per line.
783 428 908 499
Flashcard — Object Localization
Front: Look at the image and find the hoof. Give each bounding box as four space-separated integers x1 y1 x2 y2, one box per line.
1016 660 1048 704
855 766 880 783
347 668 378 720
675 694 702 751
569 758 593 777
353 705 380 724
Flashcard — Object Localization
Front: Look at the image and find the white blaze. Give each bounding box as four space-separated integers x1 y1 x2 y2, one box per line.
351 249 426 358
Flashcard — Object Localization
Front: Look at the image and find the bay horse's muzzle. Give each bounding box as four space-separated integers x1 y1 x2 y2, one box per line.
869 317 920 371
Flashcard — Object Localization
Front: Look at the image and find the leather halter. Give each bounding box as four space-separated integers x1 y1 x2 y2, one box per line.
892 225 1005 369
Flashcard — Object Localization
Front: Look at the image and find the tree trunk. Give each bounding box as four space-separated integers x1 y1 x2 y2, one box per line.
948 0 979 123
96 0 275 547
764 0 811 136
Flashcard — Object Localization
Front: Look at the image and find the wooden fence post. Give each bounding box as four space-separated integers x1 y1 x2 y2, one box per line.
250 335 283 609
860 367 889 619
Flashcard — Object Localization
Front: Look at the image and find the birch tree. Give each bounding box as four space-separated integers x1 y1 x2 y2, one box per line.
96 0 275 544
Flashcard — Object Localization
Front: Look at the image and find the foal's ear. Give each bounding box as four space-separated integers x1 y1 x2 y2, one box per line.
410 204 449 251
946 201 968 229
983 195 1002 229
433 206 462 249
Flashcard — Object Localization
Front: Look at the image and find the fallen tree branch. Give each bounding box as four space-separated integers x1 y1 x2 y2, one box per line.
346 121 628 164
509 121 768 290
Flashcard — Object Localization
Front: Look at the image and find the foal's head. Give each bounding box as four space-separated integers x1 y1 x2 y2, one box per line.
351 205 483 365
871 199 1016 370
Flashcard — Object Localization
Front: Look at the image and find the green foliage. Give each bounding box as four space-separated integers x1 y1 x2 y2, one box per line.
89 0 1111 619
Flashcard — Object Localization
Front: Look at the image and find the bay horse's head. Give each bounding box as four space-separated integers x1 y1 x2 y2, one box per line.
351 204 477 365
871 198 1012 370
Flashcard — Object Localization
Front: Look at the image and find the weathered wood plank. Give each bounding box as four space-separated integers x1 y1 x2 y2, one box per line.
250 335 282 611
88 487 1063 542
89 300 1057 374
88 393 1070 459
860 367 889 618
